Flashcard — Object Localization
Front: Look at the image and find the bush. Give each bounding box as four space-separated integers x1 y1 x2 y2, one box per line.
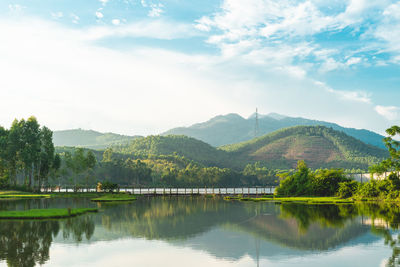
276 161 351 197
338 181 359 198
311 169 350 196
275 161 313 196
101 181 119 193
357 180 380 198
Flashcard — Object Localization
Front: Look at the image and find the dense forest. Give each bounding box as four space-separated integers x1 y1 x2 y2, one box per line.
55 147 278 187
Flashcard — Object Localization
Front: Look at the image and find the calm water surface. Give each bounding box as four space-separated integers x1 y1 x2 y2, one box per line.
0 197 399 267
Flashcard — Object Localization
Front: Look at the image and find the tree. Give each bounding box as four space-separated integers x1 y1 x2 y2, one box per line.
102 148 113 163
7 119 23 186
36 126 55 189
65 148 97 189
370 125 400 177
21 117 41 188
0 126 9 185
84 151 97 188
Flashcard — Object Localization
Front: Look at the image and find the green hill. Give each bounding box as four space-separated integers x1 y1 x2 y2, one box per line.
112 127 387 170
53 129 141 149
221 126 388 170
163 113 386 149
113 135 233 168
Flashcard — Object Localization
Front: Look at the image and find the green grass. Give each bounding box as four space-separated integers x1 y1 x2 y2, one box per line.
0 190 26 195
91 194 137 202
226 196 354 204
0 208 98 219
0 193 51 199
50 193 103 198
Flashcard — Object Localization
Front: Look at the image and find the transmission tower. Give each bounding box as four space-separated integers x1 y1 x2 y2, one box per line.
254 108 259 138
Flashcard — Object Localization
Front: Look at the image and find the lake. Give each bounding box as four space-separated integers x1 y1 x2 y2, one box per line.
0 197 399 267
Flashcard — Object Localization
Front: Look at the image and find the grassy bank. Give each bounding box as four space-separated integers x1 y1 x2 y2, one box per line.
91 194 136 202
50 193 103 198
224 196 354 204
0 208 98 219
0 191 51 199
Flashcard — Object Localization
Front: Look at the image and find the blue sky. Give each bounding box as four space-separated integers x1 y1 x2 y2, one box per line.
0 0 399 135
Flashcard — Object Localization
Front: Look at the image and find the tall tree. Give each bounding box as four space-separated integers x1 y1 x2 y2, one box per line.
7 119 23 186
21 117 41 188
36 126 55 189
0 126 9 186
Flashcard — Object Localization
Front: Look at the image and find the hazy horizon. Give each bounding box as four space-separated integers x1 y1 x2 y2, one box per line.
1 0 400 136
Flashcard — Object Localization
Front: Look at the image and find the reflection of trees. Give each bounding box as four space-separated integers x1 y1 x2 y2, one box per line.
356 203 400 229
62 216 95 242
231 203 366 251
0 220 59 267
360 203 400 267
98 197 252 240
0 215 95 267
280 204 358 231
97 198 369 251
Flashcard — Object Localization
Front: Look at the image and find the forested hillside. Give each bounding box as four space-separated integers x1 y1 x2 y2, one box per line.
112 135 234 168
221 126 387 170
53 129 141 149
163 113 386 148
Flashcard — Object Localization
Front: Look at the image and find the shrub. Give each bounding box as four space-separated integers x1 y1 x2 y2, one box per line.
357 180 380 198
101 181 119 193
275 161 313 196
311 169 350 196
337 181 359 198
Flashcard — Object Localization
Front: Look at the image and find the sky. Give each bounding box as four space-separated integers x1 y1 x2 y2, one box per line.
0 0 399 136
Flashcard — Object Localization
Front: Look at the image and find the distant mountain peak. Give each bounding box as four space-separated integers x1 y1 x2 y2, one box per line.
266 113 288 120
163 112 386 149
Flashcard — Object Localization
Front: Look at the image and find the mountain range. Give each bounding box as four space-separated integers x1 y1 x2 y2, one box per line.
163 113 386 149
112 126 386 170
52 113 388 170
53 129 141 149
54 113 386 150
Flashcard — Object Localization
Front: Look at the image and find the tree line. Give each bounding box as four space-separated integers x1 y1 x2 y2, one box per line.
0 117 60 190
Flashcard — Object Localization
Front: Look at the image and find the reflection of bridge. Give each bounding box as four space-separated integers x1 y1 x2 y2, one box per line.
43 187 276 196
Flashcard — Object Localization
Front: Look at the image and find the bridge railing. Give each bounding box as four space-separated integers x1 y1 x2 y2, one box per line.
41 186 276 195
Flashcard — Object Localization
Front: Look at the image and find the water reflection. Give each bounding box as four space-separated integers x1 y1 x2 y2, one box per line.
1 197 400 266
0 216 96 267
0 221 59 267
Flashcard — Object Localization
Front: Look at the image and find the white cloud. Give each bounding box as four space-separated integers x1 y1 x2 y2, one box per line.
148 3 164 17
84 20 199 40
71 13 80 24
195 0 400 72
111 19 121 26
8 4 26 13
346 57 362 66
96 11 104 19
327 88 372 104
375 105 400 120
371 2 400 62
0 16 392 135
99 0 109 6
0 18 238 135
51 12 63 20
